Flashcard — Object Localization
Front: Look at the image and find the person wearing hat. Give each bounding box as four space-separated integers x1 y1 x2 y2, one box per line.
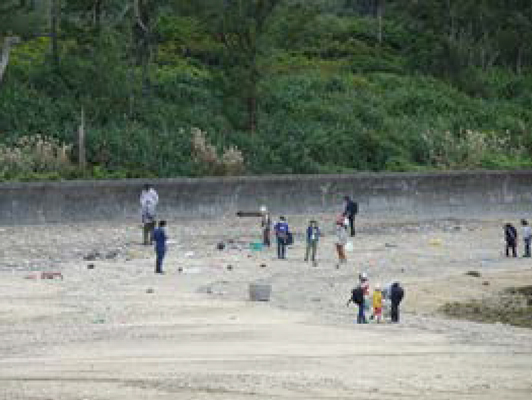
260 205 272 247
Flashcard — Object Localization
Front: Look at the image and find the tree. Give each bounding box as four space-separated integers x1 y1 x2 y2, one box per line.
215 0 282 134
0 36 20 85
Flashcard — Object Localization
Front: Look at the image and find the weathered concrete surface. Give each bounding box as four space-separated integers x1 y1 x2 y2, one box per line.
0 171 531 224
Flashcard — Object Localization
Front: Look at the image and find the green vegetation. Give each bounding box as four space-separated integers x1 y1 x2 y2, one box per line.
1 1 532 180
442 286 532 329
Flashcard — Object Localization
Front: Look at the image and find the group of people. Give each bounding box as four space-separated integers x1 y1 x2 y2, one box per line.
504 219 531 258
260 196 359 267
347 273 405 324
139 185 404 323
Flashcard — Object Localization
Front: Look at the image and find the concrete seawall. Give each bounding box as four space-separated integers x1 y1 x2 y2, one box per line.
0 171 531 224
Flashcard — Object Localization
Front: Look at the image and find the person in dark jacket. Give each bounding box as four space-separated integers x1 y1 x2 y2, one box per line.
347 285 366 324
274 216 289 259
390 282 404 323
153 220 168 274
343 196 358 237
504 223 518 258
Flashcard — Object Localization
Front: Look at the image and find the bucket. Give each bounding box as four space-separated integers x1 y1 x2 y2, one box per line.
250 242 264 251
249 283 272 301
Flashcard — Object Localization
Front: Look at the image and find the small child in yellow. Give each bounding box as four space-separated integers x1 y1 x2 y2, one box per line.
372 284 383 323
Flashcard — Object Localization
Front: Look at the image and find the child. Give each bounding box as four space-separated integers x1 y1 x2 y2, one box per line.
153 220 168 274
335 216 348 267
274 216 289 259
304 220 320 265
372 284 383 323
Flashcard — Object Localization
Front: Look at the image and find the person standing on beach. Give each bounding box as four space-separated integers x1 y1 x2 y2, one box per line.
372 284 383 323
260 206 272 247
304 220 321 265
347 284 366 324
335 216 348 267
153 220 167 274
274 216 289 259
504 223 518 258
343 196 358 237
140 184 159 245
390 282 404 323
521 219 531 258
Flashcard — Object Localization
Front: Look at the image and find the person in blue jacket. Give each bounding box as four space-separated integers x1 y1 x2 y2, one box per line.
274 216 289 259
153 220 168 274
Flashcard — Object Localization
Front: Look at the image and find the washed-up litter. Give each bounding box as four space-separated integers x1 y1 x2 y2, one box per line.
184 251 195 258
180 267 202 274
41 271 63 280
250 242 263 251
429 238 443 246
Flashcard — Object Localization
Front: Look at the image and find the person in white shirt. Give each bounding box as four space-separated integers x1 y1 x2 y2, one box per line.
521 219 531 257
140 184 159 245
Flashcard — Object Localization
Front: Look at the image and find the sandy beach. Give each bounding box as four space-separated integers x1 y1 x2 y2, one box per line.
1 214 531 399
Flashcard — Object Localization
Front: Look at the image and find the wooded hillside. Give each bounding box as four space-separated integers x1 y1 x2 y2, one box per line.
2 0 532 180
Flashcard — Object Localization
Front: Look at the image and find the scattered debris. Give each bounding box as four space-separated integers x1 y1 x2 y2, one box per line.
311 297 321 302
260 263 267 268
177 267 183 273
226 265 233 271
482 281 490 286
216 242 225 250
465 271 481 278
87 264 95 270
249 282 272 301
197 285 213 294
41 271 63 280
250 242 263 251
146 288 154 294
105 250 119 260
83 250 101 261
385 243 398 248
